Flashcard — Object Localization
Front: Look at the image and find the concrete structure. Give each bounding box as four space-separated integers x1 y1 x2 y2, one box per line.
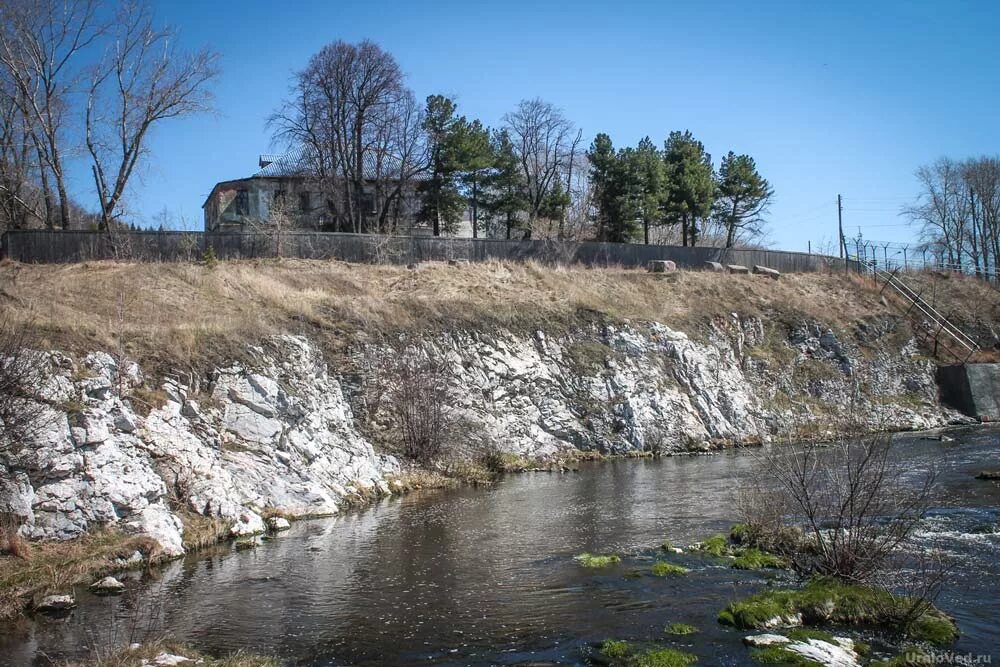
937 363 1000 420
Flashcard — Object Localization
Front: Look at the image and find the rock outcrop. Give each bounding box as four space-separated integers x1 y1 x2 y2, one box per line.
0 315 956 556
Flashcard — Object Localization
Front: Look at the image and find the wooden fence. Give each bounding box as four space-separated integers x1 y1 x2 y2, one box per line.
0 230 850 273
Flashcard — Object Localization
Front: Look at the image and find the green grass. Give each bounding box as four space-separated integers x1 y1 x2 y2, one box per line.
696 534 731 557
718 578 958 646
785 628 835 643
731 548 788 570
751 646 823 667
664 623 698 636
651 561 690 577
575 552 622 568
597 640 698 666
630 648 698 667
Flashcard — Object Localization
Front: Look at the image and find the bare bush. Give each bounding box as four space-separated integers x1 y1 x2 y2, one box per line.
381 351 453 464
739 432 937 584
0 315 49 455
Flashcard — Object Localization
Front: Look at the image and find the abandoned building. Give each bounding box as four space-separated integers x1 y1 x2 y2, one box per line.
202 151 472 236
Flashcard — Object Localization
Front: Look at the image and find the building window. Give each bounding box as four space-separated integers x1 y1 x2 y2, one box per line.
299 191 310 212
235 189 248 215
273 190 286 206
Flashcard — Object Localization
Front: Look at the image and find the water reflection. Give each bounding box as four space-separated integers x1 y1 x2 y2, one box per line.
4 426 999 665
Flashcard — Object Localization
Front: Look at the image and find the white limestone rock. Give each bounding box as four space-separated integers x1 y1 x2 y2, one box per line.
785 638 860 667
743 634 791 647
36 594 76 613
90 576 126 594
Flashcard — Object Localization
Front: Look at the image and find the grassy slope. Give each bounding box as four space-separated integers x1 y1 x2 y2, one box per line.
7 258 994 373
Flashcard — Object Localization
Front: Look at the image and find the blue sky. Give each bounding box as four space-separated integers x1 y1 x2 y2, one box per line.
72 0 1000 253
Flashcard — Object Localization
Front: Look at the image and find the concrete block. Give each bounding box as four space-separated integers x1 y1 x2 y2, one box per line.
753 265 781 280
705 261 725 272
726 264 750 274
647 260 677 273
937 363 1000 420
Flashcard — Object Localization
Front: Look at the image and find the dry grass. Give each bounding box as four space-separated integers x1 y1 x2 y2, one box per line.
0 258 930 373
0 528 161 621
66 640 279 667
178 511 231 552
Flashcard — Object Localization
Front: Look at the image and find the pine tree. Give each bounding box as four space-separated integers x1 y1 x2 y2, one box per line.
713 151 773 248
455 119 493 238
417 95 466 236
663 130 715 246
480 129 526 239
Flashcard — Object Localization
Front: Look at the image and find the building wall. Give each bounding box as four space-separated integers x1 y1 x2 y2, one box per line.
204 176 478 238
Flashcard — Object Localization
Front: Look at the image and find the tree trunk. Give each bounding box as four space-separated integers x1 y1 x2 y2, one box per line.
471 177 478 239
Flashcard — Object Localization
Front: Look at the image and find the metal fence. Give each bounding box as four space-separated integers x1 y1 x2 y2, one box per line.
0 229 849 273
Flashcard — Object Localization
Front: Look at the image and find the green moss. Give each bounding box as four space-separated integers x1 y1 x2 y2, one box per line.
575 552 621 568
601 639 631 659
732 547 788 570
630 647 698 667
651 561 690 577
785 628 835 643
751 646 823 667
664 622 698 636
696 534 731 557
718 578 958 646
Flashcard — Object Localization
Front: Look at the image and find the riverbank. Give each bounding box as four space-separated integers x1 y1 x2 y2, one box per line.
65 641 279 667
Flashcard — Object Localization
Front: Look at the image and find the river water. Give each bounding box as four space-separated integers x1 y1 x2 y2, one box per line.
4 426 999 666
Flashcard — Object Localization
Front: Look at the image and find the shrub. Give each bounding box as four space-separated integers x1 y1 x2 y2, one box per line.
0 315 50 456
382 352 454 464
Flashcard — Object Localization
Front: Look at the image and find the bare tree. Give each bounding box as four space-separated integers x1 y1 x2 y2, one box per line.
271 40 422 234
0 0 104 229
503 98 576 238
0 72 45 230
903 156 1000 278
85 0 218 236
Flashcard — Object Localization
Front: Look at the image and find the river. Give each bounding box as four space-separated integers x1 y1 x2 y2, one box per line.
3 425 999 666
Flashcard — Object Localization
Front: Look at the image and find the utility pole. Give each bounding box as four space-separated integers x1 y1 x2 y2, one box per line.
837 194 844 258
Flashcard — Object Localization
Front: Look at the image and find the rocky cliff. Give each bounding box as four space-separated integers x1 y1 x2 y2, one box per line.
0 311 957 557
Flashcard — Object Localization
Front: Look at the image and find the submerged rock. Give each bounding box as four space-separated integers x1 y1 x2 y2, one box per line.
743 634 790 647
90 576 126 594
267 516 291 532
35 594 76 613
146 653 194 666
